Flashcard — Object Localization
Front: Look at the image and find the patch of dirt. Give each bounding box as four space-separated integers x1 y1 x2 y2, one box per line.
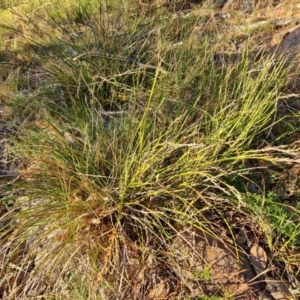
118 225 262 299
169 227 260 299
268 25 300 91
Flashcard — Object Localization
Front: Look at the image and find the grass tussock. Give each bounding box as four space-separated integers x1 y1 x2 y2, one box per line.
0 0 300 299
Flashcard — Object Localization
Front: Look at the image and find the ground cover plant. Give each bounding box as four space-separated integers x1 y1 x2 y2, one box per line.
0 0 300 299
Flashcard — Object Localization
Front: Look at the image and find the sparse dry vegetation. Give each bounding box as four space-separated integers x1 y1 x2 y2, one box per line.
0 0 300 299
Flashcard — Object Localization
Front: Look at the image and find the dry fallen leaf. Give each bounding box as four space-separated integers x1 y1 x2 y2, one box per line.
270 291 287 300
147 279 169 300
250 244 268 275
